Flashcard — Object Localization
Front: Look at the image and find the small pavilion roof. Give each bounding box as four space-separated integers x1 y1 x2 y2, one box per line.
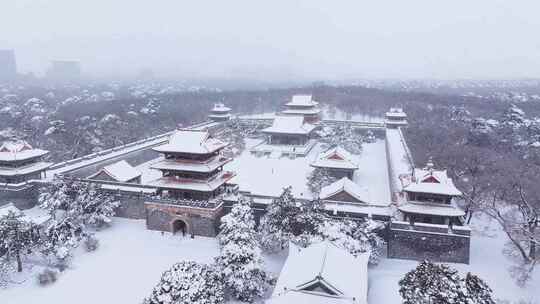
153 130 228 155
0 141 49 162
285 95 319 107
262 116 316 135
320 177 370 203
271 241 368 304
385 108 407 118
211 103 231 113
403 160 462 196
88 160 141 182
311 147 358 170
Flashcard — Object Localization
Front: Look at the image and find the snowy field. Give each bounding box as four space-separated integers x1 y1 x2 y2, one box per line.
2 217 538 304
224 137 391 203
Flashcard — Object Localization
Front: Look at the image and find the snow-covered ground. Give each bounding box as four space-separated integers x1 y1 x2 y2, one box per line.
0 218 220 304
224 137 390 202
3 217 537 304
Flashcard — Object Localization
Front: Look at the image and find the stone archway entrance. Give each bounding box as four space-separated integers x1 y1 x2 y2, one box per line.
171 219 189 236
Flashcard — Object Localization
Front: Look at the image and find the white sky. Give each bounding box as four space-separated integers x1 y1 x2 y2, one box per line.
1 0 539 79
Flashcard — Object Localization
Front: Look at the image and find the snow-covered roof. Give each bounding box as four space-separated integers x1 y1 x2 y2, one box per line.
285 95 319 107
262 116 317 135
0 140 49 162
398 201 465 217
282 108 321 115
151 156 232 173
153 130 228 155
88 160 141 182
271 241 369 304
147 171 235 192
403 161 462 196
320 177 370 203
385 107 407 118
210 103 231 113
0 161 53 176
311 147 358 170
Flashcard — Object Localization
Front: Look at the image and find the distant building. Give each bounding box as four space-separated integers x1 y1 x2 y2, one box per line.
320 177 370 204
208 103 232 122
0 50 17 81
282 95 321 123
262 116 317 145
268 241 369 304
88 160 141 184
385 108 408 128
311 146 358 179
0 140 52 184
46 60 81 81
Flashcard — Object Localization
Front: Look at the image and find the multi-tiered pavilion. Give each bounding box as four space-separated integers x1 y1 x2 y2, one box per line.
149 129 235 201
385 108 408 128
398 159 464 226
208 103 232 122
282 94 321 123
0 140 52 184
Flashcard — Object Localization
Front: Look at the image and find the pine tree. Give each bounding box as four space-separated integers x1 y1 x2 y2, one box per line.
218 197 256 247
144 261 224 304
75 182 120 228
216 198 269 302
307 168 337 196
259 187 297 252
399 261 495 304
0 211 41 272
465 273 496 304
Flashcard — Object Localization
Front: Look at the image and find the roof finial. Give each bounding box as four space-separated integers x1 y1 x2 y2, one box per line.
426 157 434 172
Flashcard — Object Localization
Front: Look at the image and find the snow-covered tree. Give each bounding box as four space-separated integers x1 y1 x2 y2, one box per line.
307 168 338 196
259 187 328 252
319 124 363 154
75 182 120 228
322 219 385 265
144 261 224 304
218 197 256 247
399 261 495 304
40 178 119 229
399 261 467 304
216 198 269 302
0 211 41 272
38 178 73 217
465 273 496 304
259 187 297 252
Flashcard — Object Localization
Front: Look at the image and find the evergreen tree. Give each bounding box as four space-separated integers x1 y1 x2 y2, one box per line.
75 182 120 228
465 273 496 304
259 187 330 252
259 187 297 252
307 168 337 196
216 198 269 302
0 211 41 272
144 261 224 304
399 261 495 304
218 197 256 247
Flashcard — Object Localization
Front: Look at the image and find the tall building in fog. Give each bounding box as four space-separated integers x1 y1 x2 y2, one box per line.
46 60 81 81
0 50 17 81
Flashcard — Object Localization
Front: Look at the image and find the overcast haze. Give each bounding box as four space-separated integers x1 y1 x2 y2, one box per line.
2 0 540 80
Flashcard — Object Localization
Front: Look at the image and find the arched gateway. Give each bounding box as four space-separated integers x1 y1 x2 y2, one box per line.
170 218 189 235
